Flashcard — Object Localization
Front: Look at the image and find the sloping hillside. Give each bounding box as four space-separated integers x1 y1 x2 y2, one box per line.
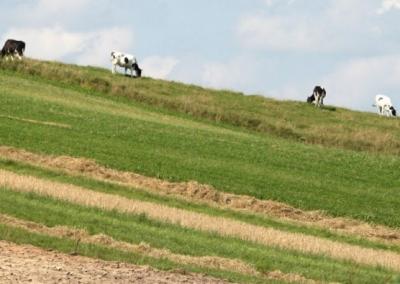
1 59 400 155
0 59 400 283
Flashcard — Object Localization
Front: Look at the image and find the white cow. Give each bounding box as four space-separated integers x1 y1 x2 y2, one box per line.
374 95 397 117
110 51 142 77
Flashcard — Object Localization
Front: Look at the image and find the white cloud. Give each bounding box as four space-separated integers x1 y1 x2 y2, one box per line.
378 0 400 14
2 27 84 60
2 0 96 28
2 26 134 67
238 15 316 51
35 0 93 13
250 55 400 111
141 56 179 79
321 55 400 110
201 57 261 92
263 0 296 7
238 0 377 53
75 28 134 67
202 62 239 89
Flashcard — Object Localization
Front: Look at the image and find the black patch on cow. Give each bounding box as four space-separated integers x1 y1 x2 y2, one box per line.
390 106 397 117
1 39 25 57
307 95 315 103
124 57 129 64
313 86 326 96
132 62 142 78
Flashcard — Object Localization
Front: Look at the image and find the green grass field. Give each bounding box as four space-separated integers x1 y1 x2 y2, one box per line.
0 58 399 283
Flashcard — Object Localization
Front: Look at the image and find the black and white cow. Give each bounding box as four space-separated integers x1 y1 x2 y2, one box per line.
110 51 142 77
1 39 26 60
307 86 326 107
374 95 397 117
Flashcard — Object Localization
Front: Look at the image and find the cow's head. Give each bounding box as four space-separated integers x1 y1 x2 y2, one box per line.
132 62 142 78
307 95 315 104
390 106 397 117
111 51 123 65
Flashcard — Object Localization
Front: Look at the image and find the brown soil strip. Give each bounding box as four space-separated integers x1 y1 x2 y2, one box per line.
1 169 400 272
0 146 399 246
0 240 228 284
0 214 258 277
0 115 71 129
0 214 316 283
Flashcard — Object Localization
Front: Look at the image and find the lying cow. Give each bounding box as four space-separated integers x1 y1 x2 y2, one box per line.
111 51 142 77
1 39 25 60
374 95 397 117
307 86 326 107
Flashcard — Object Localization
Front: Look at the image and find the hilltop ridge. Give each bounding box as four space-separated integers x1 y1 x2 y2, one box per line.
1 58 399 155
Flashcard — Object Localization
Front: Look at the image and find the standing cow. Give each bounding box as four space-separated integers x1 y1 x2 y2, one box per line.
307 86 326 108
1 39 26 60
374 95 397 117
110 51 142 77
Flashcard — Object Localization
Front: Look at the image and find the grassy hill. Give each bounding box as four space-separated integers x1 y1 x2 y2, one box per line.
0 58 400 283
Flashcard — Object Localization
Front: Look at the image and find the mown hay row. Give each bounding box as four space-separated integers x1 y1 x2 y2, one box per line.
1 169 400 272
1 146 399 245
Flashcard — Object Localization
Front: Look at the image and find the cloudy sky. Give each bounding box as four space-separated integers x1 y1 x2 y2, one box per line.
1 0 400 112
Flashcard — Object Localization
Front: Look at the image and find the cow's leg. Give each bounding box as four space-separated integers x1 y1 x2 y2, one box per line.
383 106 387 116
111 64 116 74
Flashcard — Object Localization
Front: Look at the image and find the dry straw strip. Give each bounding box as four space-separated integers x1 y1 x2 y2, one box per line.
0 146 399 246
1 169 400 272
0 115 71 129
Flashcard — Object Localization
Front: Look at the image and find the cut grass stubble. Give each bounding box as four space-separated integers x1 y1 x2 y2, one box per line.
1 145 399 247
1 169 400 272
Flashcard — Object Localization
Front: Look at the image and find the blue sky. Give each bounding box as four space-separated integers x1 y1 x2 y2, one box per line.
1 0 400 112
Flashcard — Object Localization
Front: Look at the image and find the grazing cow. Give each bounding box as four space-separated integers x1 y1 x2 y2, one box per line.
110 51 142 77
1 39 25 61
307 86 326 107
374 95 397 117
